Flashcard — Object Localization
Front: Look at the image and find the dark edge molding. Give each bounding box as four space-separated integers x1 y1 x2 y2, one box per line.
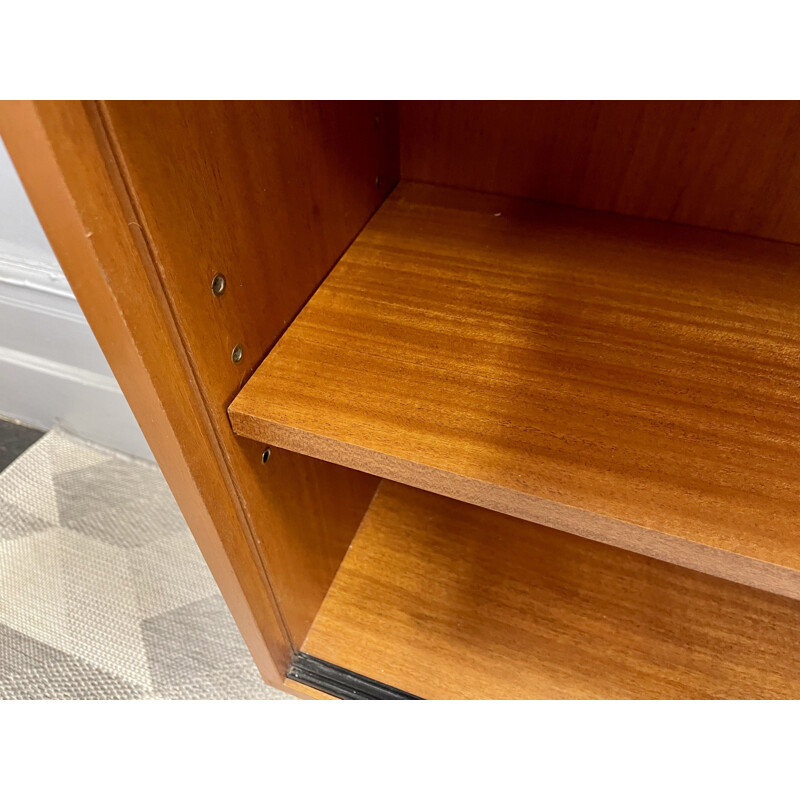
288 652 422 700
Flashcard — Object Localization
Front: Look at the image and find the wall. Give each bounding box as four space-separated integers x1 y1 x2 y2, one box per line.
0 139 152 460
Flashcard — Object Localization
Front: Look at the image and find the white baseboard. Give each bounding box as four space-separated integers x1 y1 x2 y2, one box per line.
0 244 153 460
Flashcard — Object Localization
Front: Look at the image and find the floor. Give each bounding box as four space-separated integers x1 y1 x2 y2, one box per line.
0 418 293 700
0 418 44 472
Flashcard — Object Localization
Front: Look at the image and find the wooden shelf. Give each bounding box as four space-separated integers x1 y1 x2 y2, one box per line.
229 181 800 598
303 481 800 699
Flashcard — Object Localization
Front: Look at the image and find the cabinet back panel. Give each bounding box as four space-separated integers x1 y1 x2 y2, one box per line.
400 100 800 243
101 101 398 643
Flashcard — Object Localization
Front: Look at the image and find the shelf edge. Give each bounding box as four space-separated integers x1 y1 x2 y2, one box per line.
287 652 421 700
229 408 800 603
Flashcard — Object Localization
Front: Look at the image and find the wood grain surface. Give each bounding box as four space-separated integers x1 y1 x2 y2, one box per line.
100 101 396 643
304 481 800 699
230 181 800 598
0 101 290 683
400 100 800 243
283 679 336 700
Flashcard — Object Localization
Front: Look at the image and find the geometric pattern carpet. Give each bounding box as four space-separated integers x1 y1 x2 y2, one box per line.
0 427 293 700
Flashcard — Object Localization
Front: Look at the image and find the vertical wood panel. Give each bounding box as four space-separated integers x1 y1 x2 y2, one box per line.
0 100 291 683
400 100 800 242
100 101 397 642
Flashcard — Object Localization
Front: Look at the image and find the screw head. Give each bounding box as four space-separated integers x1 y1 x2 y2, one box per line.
211 273 226 296
261 447 271 464
375 176 382 189
231 344 243 363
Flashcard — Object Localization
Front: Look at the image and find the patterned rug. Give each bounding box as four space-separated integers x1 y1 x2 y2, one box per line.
0 428 292 700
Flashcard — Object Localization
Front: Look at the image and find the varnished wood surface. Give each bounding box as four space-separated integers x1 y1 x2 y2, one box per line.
231 181 800 597
400 101 800 243
304 482 800 699
283 679 337 700
0 101 290 683
100 101 396 643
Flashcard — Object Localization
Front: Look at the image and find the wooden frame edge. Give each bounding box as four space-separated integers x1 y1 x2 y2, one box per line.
0 100 293 687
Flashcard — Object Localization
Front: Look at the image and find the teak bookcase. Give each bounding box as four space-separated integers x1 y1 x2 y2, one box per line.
4 101 800 699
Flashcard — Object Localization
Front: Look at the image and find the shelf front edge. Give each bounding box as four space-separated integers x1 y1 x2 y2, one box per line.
228 408 800 603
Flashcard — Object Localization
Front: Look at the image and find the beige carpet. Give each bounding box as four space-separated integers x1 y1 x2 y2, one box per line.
0 427 293 700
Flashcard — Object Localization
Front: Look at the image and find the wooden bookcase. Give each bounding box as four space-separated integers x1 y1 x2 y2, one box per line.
4 100 800 699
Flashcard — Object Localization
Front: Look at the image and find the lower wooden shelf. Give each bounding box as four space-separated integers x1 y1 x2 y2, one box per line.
303 481 800 699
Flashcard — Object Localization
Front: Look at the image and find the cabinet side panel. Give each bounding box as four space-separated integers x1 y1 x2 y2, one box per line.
400 100 800 243
0 100 290 683
100 101 398 642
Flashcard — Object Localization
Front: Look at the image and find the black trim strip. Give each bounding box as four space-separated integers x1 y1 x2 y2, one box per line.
288 652 422 700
